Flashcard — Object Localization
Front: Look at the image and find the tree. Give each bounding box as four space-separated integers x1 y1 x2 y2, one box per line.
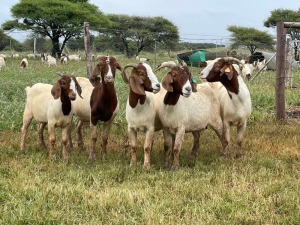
227 26 275 55
1 0 110 57
264 9 300 40
100 14 179 57
0 30 23 51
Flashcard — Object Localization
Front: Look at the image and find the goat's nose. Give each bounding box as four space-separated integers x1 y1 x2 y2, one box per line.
185 86 191 92
156 83 160 88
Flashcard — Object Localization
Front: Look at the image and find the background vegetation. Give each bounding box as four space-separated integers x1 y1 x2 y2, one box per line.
0 51 300 224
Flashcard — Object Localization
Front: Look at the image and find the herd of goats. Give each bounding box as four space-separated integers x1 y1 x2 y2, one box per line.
16 55 251 170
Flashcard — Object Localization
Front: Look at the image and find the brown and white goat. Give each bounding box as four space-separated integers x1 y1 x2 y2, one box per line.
20 74 82 159
20 58 28 69
154 65 224 170
200 57 252 158
121 62 161 169
88 56 128 159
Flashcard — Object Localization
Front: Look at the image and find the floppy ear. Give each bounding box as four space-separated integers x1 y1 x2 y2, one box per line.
89 64 101 87
162 72 174 92
129 74 145 95
51 80 61 99
71 76 83 99
190 76 198 92
220 64 234 80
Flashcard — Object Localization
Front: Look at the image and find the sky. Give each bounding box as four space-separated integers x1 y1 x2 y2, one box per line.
1 0 300 45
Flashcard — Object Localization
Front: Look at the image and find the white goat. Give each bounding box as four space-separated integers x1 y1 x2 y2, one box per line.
60 56 68 64
136 55 149 63
68 54 81 61
154 65 224 170
20 58 29 69
200 57 252 158
41 53 57 67
70 76 93 149
121 62 161 169
0 56 5 70
20 75 82 159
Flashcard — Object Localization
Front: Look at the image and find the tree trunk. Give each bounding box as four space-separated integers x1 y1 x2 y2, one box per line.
51 36 61 58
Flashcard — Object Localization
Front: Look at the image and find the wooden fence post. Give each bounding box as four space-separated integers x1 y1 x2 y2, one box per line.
275 22 286 121
84 22 92 78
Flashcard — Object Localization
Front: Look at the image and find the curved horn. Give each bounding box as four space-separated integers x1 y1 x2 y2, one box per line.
120 64 137 84
155 63 176 72
56 72 64 77
223 57 243 65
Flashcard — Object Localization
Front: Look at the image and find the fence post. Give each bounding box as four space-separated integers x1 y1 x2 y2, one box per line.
84 22 92 78
275 22 286 122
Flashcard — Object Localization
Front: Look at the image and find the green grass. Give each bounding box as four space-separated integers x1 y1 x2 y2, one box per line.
0 54 300 224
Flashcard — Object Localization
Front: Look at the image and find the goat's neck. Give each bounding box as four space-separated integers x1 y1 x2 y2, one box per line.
99 82 117 105
220 76 239 96
128 89 146 108
163 91 180 105
60 91 72 115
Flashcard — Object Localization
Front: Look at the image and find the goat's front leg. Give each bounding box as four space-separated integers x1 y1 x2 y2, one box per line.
48 125 56 159
102 122 112 155
163 128 172 167
37 122 47 148
222 122 230 158
143 128 155 169
172 128 185 171
128 127 137 167
89 123 97 160
61 126 70 160
236 123 247 158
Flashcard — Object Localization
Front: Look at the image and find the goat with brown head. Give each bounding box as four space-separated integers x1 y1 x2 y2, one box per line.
88 56 127 159
121 62 161 169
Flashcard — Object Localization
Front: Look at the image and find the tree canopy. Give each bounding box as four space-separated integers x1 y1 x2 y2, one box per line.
100 14 179 57
264 8 300 40
227 26 275 55
1 0 110 57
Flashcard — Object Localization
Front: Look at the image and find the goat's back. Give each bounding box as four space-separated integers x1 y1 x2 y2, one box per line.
71 77 93 122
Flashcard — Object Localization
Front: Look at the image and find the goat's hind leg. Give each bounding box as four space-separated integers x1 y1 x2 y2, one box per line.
20 109 33 151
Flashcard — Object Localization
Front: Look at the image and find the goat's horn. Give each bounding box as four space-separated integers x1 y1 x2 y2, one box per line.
155 63 176 72
120 64 137 85
56 72 64 77
223 57 243 65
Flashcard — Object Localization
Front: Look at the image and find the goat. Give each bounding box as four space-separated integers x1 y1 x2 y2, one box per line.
136 55 149 63
200 57 252 158
70 76 93 149
154 65 224 170
121 62 161 169
20 58 29 69
0 56 5 70
87 56 128 159
20 74 82 159
41 53 57 67
68 54 81 61
60 55 68 64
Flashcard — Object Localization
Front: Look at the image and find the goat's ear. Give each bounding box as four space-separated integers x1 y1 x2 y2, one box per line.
116 62 122 71
220 64 234 80
71 76 83 99
89 64 101 87
191 79 198 93
129 74 145 95
51 80 61 99
162 72 174 92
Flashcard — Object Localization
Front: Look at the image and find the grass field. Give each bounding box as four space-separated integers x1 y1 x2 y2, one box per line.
0 54 300 224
